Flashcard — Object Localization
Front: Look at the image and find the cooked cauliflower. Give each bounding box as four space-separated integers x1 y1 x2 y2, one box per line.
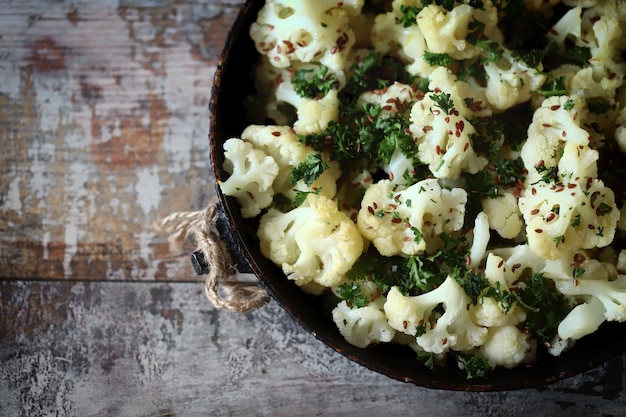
469 253 527 327
543 250 624 319
483 47 547 112
219 138 280 218
357 178 467 256
384 277 488 354
409 67 491 179
416 1 501 61
481 191 524 240
217 0 626 375
479 325 536 369
519 95 620 259
332 296 396 348
521 96 595 184
519 178 619 260
250 0 361 72
276 79 342 134
239 124 341 201
370 3 431 77
258 193 364 288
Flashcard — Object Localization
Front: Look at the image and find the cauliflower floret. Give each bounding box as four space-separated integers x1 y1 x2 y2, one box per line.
240 125 341 201
582 9 626 84
521 95 595 184
557 296 607 341
250 1 360 72
489 244 547 285
370 3 431 77
547 6 582 45
563 274 626 322
384 277 488 354
416 2 501 61
276 79 341 135
543 250 625 322
409 67 491 179
479 325 536 369
357 81 423 113
481 191 524 240
258 193 364 288
467 211 490 269
519 95 619 260
332 296 396 348
357 178 467 256
219 138 280 218
519 178 619 260
469 253 527 327
483 48 547 112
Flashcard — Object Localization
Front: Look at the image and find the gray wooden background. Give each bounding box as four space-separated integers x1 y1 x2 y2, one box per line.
1 0 625 416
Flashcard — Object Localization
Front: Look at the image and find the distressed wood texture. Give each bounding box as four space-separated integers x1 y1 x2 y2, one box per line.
1 1 626 416
0 0 243 281
1 280 626 417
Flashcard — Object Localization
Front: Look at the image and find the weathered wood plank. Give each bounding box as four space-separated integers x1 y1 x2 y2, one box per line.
0 280 625 417
0 0 245 281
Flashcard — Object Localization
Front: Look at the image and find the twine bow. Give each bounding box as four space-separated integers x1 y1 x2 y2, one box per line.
154 199 269 313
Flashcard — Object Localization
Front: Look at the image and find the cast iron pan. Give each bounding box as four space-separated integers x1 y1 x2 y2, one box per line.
208 0 626 391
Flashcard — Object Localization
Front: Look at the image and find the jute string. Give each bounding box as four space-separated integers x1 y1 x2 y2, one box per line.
154 199 269 313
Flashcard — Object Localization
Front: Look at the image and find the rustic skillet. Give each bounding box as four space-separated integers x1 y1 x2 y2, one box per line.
208 0 626 391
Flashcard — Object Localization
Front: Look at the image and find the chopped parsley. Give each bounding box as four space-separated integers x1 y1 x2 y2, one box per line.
423 51 453 67
291 65 338 99
290 153 329 186
517 273 572 344
455 352 491 379
430 92 455 115
399 5 420 27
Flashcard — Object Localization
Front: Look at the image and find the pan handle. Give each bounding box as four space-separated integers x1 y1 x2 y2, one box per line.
190 206 254 276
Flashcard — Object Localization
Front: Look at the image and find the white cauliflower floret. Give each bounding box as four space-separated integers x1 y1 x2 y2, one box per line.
357 178 467 256
489 244 548 285
416 1 501 61
521 95 595 184
240 125 341 201
469 253 527 328
479 325 536 369
409 67 491 179
219 138 280 218
582 9 626 85
357 81 423 114
332 296 396 348
481 191 524 240
384 277 488 354
543 250 625 321
258 193 364 288
547 6 582 45
519 95 619 260
483 48 547 112
557 296 606 341
519 178 619 260
371 3 431 77
250 1 360 72
276 79 341 134
555 273 626 330
467 211 490 269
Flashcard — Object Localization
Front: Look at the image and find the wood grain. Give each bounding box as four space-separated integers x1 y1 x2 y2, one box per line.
0 0 243 281
1 280 625 417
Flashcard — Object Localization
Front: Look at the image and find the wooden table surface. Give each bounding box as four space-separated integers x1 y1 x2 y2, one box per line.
1 1 625 416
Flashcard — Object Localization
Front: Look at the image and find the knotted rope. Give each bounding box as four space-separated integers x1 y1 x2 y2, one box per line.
154 199 269 313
